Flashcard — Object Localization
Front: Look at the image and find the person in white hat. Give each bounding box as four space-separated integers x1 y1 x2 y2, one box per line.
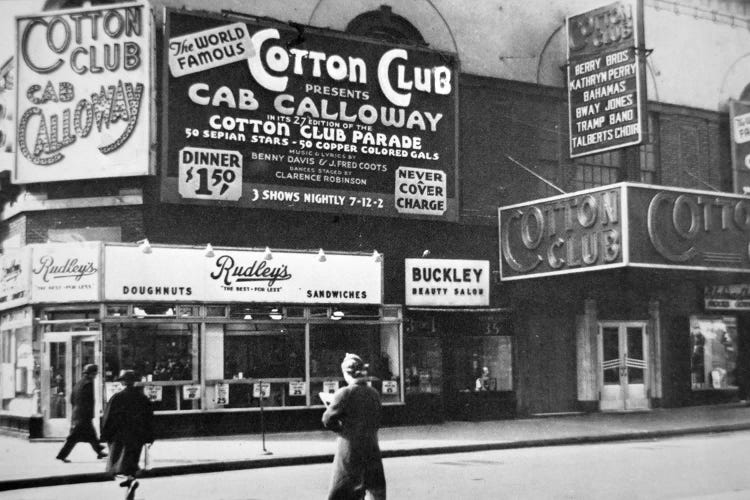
322 353 386 500
55 364 107 463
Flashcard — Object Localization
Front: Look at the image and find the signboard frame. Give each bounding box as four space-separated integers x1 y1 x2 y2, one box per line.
500 182 750 280
566 0 646 158
103 243 384 304
160 8 459 220
404 258 490 307
730 99 750 195
14 1 155 183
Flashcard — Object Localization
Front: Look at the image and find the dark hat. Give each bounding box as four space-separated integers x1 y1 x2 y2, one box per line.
116 370 138 384
83 364 98 375
341 353 369 376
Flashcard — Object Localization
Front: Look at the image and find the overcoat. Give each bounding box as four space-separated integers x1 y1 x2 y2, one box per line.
67 377 98 442
322 379 386 500
101 386 154 477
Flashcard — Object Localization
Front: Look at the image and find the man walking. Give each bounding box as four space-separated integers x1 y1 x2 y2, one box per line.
102 370 154 500
56 364 107 463
322 353 386 500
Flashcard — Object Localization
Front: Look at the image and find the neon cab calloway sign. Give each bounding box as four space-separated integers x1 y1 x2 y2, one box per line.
499 183 750 280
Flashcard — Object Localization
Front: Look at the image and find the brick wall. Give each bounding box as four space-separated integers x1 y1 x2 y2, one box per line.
24 206 145 244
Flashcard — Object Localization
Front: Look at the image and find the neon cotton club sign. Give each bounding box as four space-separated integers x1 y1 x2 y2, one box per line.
14 2 152 183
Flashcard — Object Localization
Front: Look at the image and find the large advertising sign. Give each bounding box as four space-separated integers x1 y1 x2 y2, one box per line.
30 242 101 302
14 2 152 183
730 99 750 195
500 183 750 280
405 258 489 307
500 186 624 279
104 245 382 304
566 0 646 158
162 10 458 220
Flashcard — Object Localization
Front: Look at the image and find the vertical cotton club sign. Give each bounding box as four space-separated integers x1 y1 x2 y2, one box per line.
15 2 152 183
170 22 254 201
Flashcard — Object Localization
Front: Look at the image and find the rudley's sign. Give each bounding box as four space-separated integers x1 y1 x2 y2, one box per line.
14 2 153 183
405 259 489 306
30 242 100 302
500 183 750 280
104 244 382 303
162 9 457 219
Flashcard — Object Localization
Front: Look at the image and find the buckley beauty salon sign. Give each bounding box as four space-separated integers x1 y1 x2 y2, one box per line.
14 2 152 183
500 183 750 280
104 244 382 304
30 242 100 302
405 258 489 306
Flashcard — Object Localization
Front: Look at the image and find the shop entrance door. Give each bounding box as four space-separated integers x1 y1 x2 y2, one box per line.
599 322 649 411
41 333 102 438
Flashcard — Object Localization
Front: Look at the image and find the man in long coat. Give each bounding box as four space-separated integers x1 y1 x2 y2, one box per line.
322 353 386 500
55 364 107 462
102 370 154 500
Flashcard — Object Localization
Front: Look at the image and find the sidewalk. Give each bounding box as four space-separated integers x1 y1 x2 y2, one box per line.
2 403 750 491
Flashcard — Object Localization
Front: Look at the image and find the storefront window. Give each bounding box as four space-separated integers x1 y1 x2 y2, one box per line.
103 323 200 411
690 315 738 390
310 323 401 404
404 317 442 395
454 335 513 392
449 316 514 393
217 323 306 409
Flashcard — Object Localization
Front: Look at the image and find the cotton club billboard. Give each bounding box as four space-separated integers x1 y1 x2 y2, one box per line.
161 9 459 220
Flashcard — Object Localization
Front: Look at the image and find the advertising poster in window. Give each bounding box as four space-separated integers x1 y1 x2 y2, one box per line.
0 247 31 310
690 316 738 390
14 2 153 183
566 0 646 158
730 99 750 195
162 9 458 220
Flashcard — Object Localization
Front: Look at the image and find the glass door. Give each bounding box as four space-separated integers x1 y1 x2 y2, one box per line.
599 322 649 411
42 334 71 437
41 333 102 437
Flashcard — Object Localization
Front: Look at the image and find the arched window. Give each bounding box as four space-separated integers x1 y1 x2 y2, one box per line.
740 83 750 102
43 0 130 10
346 5 425 45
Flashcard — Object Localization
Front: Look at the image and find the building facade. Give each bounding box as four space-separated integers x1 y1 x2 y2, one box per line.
0 0 749 437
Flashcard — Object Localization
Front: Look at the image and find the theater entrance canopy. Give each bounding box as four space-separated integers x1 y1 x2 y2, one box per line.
499 183 750 281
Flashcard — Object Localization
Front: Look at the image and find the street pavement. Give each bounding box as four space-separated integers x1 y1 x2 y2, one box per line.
2 403 750 491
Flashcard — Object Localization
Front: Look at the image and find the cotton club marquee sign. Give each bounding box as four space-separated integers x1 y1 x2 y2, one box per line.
14 1 153 183
500 183 750 280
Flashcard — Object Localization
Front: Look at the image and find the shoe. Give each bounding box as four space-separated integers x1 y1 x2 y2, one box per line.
119 479 132 488
56 456 71 463
126 480 139 500
97 451 108 459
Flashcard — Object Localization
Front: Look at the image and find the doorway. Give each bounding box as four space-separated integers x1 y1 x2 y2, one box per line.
41 332 102 437
599 322 649 411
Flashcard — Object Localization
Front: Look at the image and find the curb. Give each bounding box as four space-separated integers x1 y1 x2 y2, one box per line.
2 423 750 492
